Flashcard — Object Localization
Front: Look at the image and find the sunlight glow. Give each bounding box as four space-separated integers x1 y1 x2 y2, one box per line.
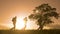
43 26 51 29
15 17 50 30
16 17 25 30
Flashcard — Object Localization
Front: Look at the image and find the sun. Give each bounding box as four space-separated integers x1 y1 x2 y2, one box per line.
16 17 25 30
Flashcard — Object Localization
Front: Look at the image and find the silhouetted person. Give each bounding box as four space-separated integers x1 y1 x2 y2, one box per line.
10 16 17 30
22 17 27 30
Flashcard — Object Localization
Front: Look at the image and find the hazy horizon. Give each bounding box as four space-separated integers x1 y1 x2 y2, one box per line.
0 0 60 30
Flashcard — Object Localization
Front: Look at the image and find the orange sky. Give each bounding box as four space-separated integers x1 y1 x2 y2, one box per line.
0 0 60 30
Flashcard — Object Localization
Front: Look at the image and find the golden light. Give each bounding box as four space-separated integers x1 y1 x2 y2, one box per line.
15 16 51 30
43 26 51 30
16 17 25 30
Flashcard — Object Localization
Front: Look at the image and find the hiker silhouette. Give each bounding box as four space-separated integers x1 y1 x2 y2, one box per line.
22 17 27 30
10 16 17 30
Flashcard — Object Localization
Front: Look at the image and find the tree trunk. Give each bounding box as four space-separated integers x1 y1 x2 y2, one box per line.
40 25 43 30
37 26 43 30
37 27 40 30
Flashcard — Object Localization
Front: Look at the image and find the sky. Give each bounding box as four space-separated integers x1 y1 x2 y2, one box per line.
0 0 60 30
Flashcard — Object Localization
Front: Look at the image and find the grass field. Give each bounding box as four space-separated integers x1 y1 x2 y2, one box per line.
0 29 60 34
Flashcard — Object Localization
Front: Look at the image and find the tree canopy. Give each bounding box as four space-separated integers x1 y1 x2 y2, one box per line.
28 4 60 30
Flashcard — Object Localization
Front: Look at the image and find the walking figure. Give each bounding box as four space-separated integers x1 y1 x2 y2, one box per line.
10 16 17 30
22 17 27 30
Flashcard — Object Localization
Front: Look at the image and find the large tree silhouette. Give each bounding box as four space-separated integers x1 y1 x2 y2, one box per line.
28 4 60 30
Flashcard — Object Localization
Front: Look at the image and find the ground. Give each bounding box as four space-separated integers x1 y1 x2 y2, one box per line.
0 29 60 34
